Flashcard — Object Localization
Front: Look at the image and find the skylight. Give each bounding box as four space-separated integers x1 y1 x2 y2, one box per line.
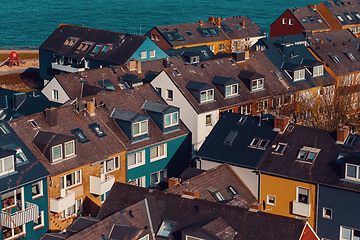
174 33 184 40
249 138 269 150
71 129 89 143
344 51 356 61
29 120 39 128
202 30 210 37
238 116 247 125
64 38 77 46
201 50 209 57
222 25 232 33
345 13 354 21
235 25 241 30
157 221 175 237
296 147 320 163
316 17 323 23
101 45 109 53
186 30 193 36
89 123 106 138
0 123 11 135
308 16 315 23
167 34 174 40
223 130 238 146
228 186 238 196
209 29 218 36
273 143 287 154
329 54 341 63
301 18 307 23
207 186 225 202
92 45 102 54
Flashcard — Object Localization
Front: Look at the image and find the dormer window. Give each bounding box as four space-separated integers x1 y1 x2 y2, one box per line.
157 221 175 238
252 79 264 91
200 89 214 103
296 147 320 163
344 51 356 61
294 69 305 81
345 163 360 181
190 56 200 64
64 140 75 158
52 144 62 162
0 155 15 176
313 65 324 77
249 138 269 150
225 84 238 97
52 140 75 162
329 54 341 63
273 143 287 155
164 112 178 128
133 120 148 137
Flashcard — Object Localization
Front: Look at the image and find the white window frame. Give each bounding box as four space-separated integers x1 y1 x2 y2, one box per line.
273 143 287 155
3 224 26 239
150 169 167 185
128 176 146 187
249 138 270 150
133 120 148 137
255 100 268 112
322 207 332 219
64 140 75 158
34 211 44 230
296 186 310 204
345 163 360 181
102 156 120 174
128 150 145 169
252 78 264 91
139 235 150 240
313 65 324 77
267 194 276 206
289 19 294 25
294 69 305 81
101 190 110 203
150 144 167 162
340 226 360 240
52 89 59 100
200 89 214 103
282 18 287 24
164 112 178 128
166 89 173 101
32 181 43 199
52 144 63 162
61 170 82 190
141 51 147 59
1 189 20 210
150 50 156 58
225 84 238 97
0 155 15 176
206 114 212 126
296 147 320 163
209 45 215 52
219 43 226 51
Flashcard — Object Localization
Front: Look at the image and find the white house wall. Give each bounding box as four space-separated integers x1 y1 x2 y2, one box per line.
197 159 259 198
196 111 219 150
42 77 70 104
151 71 199 147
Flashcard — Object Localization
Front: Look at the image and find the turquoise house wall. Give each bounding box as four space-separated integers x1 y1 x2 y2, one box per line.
127 134 190 187
130 38 169 62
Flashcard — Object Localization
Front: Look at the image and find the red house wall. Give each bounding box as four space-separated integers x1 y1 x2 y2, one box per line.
270 10 305 37
148 28 172 51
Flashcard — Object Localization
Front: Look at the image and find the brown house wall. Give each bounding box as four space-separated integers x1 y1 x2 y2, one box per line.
149 28 173 51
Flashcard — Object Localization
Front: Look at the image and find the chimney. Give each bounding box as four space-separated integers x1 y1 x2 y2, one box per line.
182 189 199 199
215 17 221 26
242 20 245 28
274 116 290 133
337 127 350 144
168 177 181 188
301 30 311 38
199 19 203 26
307 4 316 10
127 60 141 73
45 108 58 127
87 100 95 116
232 51 249 62
319 40 324 44
208 17 215 22
249 202 262 211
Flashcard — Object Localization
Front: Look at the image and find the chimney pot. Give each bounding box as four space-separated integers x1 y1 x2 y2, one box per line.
168 177 181 188
242 20 245 28
199 20 203 26
274 116 290 133
337 127 350 144
182 189 199 199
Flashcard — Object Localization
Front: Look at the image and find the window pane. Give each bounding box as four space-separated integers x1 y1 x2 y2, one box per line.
32 182 41 196
164 115 171 126
232 84 238 94
172 112 178 124
307 152 316 161
208 90 214 100
201 92 206 101
115 157 119 169
138 151 143 163
3 156 13 171
141 121 147 133
128 154 136 166
159 145 165 156
76 171 81 183
0 159 2 173
52 145 62 160
299 150 307 160
160 170 166 180
258 79 263 88
347 165 357 178
150 173 158 184
226 86 231 96
65 141 74 156
342 227 352 240
133 123 139 135
151 147 158 159
106 159 114 172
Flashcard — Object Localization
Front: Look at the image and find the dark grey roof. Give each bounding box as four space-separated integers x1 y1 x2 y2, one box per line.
211 76 239 85
238 70 265 80
165 45 214 63
320 0 360 27
110 108 141 122
142 100 168 113
197 113 278 169
66 217 99 235
40 24 147 65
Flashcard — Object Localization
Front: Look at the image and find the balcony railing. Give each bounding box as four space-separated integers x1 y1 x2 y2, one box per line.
51 62 85 73
292 200 311 217
50 190 75 213
1 201 39 228
90 174 115 196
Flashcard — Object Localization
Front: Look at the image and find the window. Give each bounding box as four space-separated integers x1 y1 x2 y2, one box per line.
313 65 324 77
101 156 120 173
329 54 341 63
301 18 307 23
92 45 102 54
294 69 305 81
273 143 287 154
219 43 226 51
239 104 251 115
32 181 43 199
297 187 309 204
336 15 345 22
344 51 356 61
206 114 211 126
101 45 109 53
308 16 315 23
150 169 166 185
252 78 264 91
52 144 62 162
101 190 110 203
267 194 276 206
76 198 83 213
174 68 181 76
255 100 268 112
345 163 360 181
289 19 294 25
297 147 320 163
209 45 215 52
129 176 145 187
316 17 323 23
64 140 75 158
190 56 199 64
157 221 175 237
89 123 106 138
29 120 39 128
77 42 92 52
150 144 167 161
341 226 360 240
128 150 145 169
141 51 147 59
164 112 178 128
282 18 287 24
52 89 59 100
186 30 193 36
64 38 77 46
0 123 11 135
225 84 238 97
200 89 214 103
166 89 173 101
3 225 25 239
214 192 225 201
0 155 15 176
133 120 148 137
201 50 209 57
249 138 270 150
323 207 332 219
150 50 155 58
139 235 150 240
1 189 19 209
223 131 238 146
61 170 81 190
34 211 44 229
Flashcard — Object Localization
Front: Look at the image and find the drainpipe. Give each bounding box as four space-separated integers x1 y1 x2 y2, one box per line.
315 183 319 233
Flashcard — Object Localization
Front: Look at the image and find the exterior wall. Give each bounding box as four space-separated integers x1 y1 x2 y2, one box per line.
260 174 317 229
197 159 260 198
39 49 55 81
41 78 70 104
196 111 219 150
316 3 343 31
270 10 304 37
151 71 199 148
317 185 360 240
48 151 126 231
300 223 320 240
146 28 173 51
130 38 169 62
127 134 190 187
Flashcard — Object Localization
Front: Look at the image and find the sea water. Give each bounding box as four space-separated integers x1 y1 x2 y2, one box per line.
0 0 322 47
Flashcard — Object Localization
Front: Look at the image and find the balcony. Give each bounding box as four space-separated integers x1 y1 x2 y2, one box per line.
1 201 39 228
292 201 311 217
90 174 115 196
51 62 85 73
50 190 75 213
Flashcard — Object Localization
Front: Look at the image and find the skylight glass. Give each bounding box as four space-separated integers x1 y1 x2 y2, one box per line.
157 221 175 237
223 130 238 146
92 45 102 54
301 19 308 23
71 129 89 143
101 45 109 53
222 25 232 33
186 30 193 36
209 29 218 35
0 123 10 135
202 30 210 36
167 34 174 40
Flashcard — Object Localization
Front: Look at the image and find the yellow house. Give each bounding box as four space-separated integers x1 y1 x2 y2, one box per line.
260 174 317 228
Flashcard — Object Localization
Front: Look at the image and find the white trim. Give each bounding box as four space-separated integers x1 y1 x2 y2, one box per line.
150 169 167 185
164 112 178 128
266 194 276 206
150 50 155 58
34 211 45 230
64 140 75 158
32 180 43 199
150 143 167 162
61 169 82 190
322 207 332 219
133 120 148 137
128 150 145 169
296 186 310 204
128 176 146 187
0 155 15 176
52 144 63 162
